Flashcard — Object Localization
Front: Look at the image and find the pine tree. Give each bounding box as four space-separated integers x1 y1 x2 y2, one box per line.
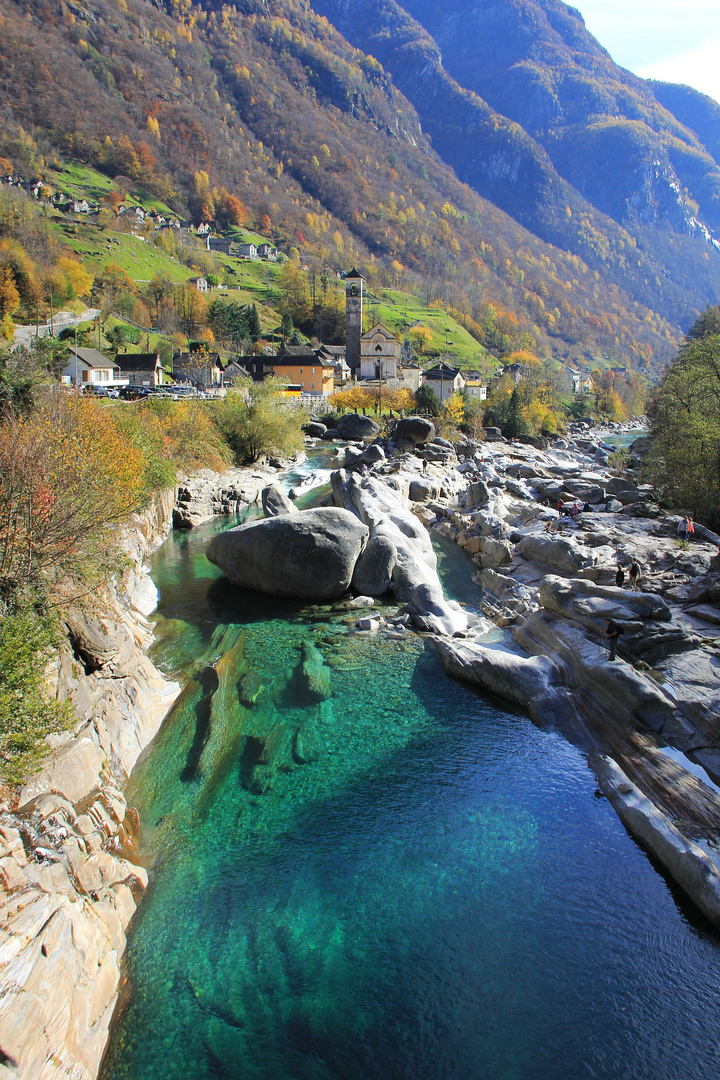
248 303 261 342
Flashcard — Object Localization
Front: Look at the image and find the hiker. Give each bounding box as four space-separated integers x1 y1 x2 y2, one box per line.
615 565 625 588
678 516 689 541
605 617 622 661
422 459 428 473
628 558 641 591
688 517 695 540
583 501 591 513
570 502 579 517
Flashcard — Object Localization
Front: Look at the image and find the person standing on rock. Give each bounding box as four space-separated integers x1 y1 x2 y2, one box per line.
678 516 689 541
628 558 641 591
615 565 625 588
605 617 622 661
688 517 695 540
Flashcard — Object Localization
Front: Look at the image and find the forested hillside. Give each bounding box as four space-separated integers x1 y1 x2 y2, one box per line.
0 0 716 372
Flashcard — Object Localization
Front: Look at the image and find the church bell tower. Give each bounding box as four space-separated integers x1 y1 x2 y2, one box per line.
344 269 365 372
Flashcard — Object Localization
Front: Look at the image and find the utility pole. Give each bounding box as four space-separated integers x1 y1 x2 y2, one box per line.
75 325 79 389
49 291 54 337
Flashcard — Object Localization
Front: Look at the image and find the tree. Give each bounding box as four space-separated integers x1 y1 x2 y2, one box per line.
409 325 432 354
645 334 720 528
248 303 262 342
687 306 720 341
213 377 305 463
415 383 440 416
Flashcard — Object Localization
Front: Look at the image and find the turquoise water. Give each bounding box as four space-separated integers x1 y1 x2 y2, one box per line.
101 458 720 1080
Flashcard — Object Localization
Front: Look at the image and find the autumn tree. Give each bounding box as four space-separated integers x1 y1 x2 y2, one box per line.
213 377 305 463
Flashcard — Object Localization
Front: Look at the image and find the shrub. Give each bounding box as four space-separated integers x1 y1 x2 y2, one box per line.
213 377 305 463
0 599 74 782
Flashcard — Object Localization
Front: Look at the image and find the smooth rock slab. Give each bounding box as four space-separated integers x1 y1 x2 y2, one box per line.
206 508 369 601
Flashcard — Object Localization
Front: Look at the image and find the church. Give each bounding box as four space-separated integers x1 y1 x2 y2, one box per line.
359 324 401 380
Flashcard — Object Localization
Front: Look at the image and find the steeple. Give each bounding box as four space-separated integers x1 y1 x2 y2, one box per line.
344 269 365 371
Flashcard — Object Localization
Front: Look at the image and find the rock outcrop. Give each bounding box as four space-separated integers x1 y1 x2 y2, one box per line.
0 491 181 1080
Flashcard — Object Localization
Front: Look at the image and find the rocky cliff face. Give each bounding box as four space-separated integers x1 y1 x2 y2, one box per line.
0 490 180 1080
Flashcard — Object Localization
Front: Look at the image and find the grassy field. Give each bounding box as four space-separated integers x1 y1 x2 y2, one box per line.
362 288 488 367
46 162 176 216
56 221 195 283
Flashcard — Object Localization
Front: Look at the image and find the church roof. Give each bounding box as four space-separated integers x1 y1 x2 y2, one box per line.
361 323 398 341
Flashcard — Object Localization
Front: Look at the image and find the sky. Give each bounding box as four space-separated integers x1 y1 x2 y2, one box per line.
574 0 720 104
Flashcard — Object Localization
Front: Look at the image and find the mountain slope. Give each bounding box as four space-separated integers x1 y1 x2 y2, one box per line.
0 0 698 371
315 0 720 328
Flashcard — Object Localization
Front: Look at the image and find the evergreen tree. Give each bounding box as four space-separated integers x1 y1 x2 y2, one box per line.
415 383 440 416
687 306 720 341
248 303 261 342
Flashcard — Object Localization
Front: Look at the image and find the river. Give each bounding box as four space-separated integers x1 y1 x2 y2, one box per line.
100 451 720 1080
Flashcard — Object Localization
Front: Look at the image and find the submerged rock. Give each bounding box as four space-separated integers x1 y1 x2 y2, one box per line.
206 507 369 601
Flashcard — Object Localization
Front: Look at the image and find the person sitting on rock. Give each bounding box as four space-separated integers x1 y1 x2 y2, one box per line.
605 617 622 661
583 501 591 513
628 558 641 591
615 565 625 588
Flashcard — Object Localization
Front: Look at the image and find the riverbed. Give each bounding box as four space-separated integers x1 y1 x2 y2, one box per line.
100 452 720 1080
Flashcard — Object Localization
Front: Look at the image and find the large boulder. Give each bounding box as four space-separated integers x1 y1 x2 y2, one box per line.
395 415 434 445
562 479 605 504
362 443 386 465
351 535 397 595
465 480 492 508
336 413 381 440
303 421 327 438
206 507 369 600
261 484 296 517
515 533 592 574
408 478 440 502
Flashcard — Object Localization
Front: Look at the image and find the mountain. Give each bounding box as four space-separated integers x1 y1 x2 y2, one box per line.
315 0 720 328
1 0 718 373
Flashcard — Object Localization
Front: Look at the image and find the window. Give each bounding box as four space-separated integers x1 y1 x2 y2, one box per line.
312 367 315 374
299 368 303 374
311 383 315 389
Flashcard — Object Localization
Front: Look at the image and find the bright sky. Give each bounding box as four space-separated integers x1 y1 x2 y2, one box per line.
575 0 720 104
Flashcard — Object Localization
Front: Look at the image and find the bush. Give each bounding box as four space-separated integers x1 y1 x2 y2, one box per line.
0 599 74 782
213 377 305 463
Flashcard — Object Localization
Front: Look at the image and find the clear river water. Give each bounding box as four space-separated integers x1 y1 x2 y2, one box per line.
101 452 720 1080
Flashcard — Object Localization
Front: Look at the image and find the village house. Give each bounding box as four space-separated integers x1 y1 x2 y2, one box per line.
257 243 278 261
422 361 465 402
207 236 233 255
61 348 128 389
399 360 422 392
359 324 401 380
317 344 351 386
173 348 224 389
115 352 166 388
269 345 334 397
459 369 488 400
237 243 258 259
566 366 593 394
189 277 209 292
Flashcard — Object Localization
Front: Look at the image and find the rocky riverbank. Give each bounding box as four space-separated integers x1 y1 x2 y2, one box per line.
308 418 720 928
0 492 181 1080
